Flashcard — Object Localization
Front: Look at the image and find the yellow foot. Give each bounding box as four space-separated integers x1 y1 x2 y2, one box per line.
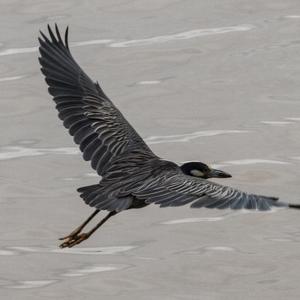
59 233 89 248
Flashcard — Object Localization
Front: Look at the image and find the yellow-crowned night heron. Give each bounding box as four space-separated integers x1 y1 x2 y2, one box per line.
38 25 300 248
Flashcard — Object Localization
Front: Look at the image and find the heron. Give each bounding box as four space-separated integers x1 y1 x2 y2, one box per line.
38 25 300 248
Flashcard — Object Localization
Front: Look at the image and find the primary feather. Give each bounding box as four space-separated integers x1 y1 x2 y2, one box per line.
39 24 156 178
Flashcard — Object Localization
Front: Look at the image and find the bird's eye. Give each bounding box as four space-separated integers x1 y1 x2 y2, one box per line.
190 169 204 177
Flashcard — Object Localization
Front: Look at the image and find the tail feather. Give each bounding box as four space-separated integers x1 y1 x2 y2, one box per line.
77 184 132 212
77 184 99 193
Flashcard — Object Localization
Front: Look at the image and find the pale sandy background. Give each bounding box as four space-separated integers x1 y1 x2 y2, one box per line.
1 1 300 299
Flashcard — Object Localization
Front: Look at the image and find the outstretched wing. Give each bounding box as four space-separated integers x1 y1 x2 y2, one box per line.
38 25 157 176
133 168 299 211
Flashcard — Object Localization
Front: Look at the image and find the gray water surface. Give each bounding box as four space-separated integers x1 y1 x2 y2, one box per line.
1 1 300 299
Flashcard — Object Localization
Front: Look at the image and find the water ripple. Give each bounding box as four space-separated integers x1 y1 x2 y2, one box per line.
1 145 294 169
138 80 161 85
62 264 128 277
0 146 79 160
3 263 129 289
0 130 248 160
72 39 113 47
285 15 300 19
220 159 289 166
0 24 255 57
261 121 293 125
174 245 253 256
0 249 15 256
285 117 300 121
0 46 38 56
145 130 248 145
162 209 279 225
110 25 255 47
162 217 226 225
9 280 56 289
5 245 136 256
0 75 25 82
53 245 136 255
0 246 134 289
205 246 236 252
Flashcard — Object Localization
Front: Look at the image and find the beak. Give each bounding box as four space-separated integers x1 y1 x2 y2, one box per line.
208 168 232 178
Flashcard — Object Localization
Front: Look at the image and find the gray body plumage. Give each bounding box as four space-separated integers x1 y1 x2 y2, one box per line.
38 25 300 215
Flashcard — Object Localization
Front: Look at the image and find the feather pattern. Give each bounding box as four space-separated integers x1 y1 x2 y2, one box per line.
40 25 300 214
38 24 157 177
131 163 289 211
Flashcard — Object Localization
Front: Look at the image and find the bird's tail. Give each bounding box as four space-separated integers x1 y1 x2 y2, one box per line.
77 184 103 205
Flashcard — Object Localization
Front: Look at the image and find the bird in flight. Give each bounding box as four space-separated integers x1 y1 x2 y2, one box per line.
38 25 300 248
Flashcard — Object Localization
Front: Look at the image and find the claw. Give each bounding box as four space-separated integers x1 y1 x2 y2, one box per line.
59 233 89 248
58 211 116 248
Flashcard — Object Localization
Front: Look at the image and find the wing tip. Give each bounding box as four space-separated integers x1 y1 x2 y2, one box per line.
289 203 300 210
39 24 70 50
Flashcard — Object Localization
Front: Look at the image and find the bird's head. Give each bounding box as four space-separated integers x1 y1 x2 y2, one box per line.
180 162 232 179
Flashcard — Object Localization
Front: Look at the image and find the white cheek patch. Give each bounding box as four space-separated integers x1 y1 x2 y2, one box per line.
190 169 204 177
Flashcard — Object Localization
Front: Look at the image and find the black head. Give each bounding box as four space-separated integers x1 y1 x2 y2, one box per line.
180 162 232 179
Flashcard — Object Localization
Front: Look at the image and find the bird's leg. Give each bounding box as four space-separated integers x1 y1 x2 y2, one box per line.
59 211 117 248
59 209 100 241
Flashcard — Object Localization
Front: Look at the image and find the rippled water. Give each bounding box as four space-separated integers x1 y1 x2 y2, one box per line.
0 24 254 56
1 1 300 300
